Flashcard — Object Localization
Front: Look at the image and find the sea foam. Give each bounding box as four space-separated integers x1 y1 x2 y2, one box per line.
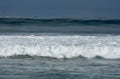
0 35 120 59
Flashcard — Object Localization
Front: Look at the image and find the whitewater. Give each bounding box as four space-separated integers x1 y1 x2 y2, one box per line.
0 34 120 59
1 18 120 79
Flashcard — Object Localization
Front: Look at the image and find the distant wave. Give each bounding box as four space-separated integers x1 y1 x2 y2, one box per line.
0 18 120 25
0 18 120 34
0 35 120 59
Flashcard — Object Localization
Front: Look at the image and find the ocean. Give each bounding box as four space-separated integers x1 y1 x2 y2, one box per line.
0 18 120 79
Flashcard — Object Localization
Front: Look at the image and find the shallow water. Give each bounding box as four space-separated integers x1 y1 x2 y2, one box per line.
0 57 120 79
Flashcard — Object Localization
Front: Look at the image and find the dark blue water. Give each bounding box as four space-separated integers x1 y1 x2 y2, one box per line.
0 18 120 34
0 18 120 79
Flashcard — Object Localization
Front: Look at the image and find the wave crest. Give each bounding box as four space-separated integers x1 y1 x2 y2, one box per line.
0 35 120 59
0 18 120 25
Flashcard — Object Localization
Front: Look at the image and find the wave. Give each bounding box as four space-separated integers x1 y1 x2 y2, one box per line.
2 55 110 60
0 18 120 34
0 18 120 25
0 35 120 59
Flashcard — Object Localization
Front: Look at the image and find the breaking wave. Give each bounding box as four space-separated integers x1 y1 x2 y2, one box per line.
0 34 120 59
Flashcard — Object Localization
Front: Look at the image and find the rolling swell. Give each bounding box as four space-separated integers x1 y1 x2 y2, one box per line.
0 18 120 25
0 18 120 34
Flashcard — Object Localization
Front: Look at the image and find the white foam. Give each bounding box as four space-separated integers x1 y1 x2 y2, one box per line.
0 35 120 59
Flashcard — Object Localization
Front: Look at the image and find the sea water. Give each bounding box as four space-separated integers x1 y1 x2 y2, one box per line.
0 18 120 79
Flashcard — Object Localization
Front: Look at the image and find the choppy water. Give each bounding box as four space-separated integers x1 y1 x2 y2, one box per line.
0 18 120 79
0 57 120 79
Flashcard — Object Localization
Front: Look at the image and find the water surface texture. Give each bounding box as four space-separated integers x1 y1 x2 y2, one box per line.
0 18 120 79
